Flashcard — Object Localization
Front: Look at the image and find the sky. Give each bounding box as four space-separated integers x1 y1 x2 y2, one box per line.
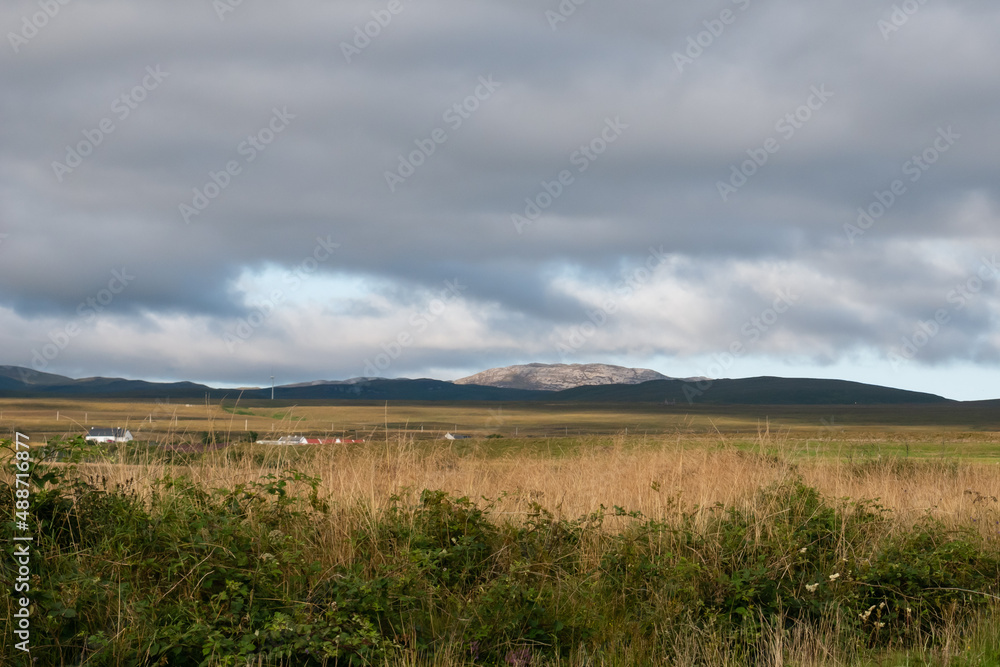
1 0 998 401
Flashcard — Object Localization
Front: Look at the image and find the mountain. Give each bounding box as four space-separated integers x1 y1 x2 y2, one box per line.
280 377 385 388
455 363 672 391
0 366 75 387
0 366 214 398
0 367 546 401
239 378 549 402
552 377 951 405
0 365 957 404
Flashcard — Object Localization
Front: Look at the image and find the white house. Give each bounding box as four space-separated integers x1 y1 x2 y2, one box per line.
85 427 133 444
256 436 366 445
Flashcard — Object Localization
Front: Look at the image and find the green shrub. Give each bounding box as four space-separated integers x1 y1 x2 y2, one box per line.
2 437 998 665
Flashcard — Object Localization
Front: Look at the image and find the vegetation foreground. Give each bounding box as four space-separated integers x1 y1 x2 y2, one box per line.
2 434 1000 666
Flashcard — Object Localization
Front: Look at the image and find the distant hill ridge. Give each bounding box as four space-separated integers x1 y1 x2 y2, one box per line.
0 365 955 404
551 377 951 405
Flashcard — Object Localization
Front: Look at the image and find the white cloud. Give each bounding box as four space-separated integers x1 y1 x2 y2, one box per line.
1 0 999 397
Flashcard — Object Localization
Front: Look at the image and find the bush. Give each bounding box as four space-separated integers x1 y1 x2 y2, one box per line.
1 437 998 665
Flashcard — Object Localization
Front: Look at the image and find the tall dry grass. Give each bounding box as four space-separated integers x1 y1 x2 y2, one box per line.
13 431 1000 666
83 431 1000 566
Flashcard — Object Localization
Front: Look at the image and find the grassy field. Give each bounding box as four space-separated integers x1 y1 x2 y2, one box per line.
3 397 1000 456
1 399 999 665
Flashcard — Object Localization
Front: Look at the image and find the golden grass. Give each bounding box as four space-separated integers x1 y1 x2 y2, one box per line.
14 394 995 559
77 432 1000 555
6 402 1000 666
5 396 1000 449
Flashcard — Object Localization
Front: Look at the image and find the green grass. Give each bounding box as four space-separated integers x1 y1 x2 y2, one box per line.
2 436 1000 666
220 403 255 416
4 397 999 458
270 411 306 421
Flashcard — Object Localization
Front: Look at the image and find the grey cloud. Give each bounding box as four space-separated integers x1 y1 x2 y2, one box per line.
2 0 999 389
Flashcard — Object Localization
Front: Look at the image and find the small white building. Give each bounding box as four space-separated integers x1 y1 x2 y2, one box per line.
256 436 366 445
443 433 471 440
259 435 308 445
85 427 133 444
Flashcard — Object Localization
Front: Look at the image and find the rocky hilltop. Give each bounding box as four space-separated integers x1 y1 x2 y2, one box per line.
454 363 671 391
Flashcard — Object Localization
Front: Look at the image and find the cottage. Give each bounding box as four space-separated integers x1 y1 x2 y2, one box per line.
85 427 133 444
259 435 367 445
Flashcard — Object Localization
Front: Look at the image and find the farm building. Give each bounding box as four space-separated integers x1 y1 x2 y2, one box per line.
303 437 364 444
85 427 133 444
257 436 365 445
443 433 471 440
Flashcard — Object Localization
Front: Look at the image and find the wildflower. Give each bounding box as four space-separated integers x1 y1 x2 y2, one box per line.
805 583 819 593
799 547 808 553
829 572 840 581
505 647 532 667
879 601 886 609
876 622 885 628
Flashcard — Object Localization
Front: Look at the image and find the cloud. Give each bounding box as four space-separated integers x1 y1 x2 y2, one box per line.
1 0 999 396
